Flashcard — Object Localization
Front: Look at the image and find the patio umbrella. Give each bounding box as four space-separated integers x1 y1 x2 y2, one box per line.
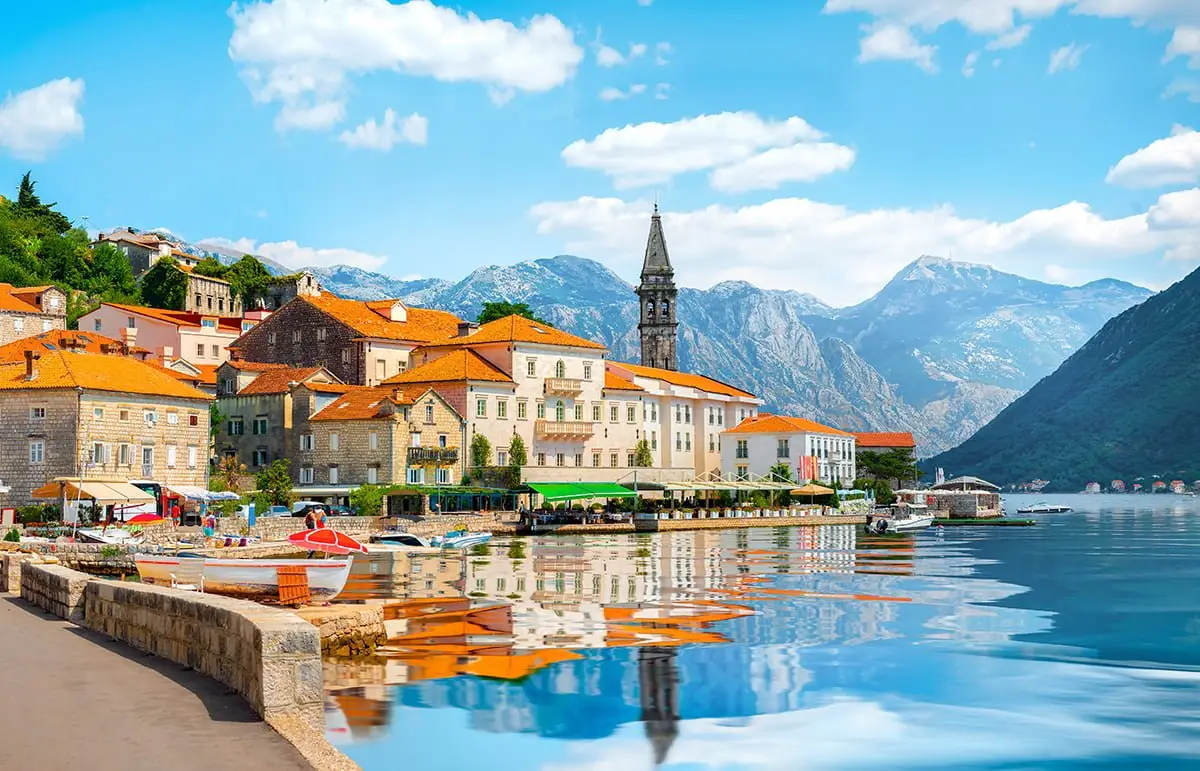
287 528 368 555
790 483 835 505
125 512 164 525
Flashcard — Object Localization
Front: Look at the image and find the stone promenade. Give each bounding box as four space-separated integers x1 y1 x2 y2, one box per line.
0 597 312 771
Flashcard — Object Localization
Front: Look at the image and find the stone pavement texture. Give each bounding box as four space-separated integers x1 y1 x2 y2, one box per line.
0 596 312 771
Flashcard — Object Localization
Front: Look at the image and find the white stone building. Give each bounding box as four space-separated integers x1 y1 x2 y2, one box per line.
720 414 856 486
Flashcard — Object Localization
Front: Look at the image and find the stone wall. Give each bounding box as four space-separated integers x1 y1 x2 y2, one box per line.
1 551 35 593
225 515 389 541
230 298 366 385
295 605 387 657
20 562 88 623
17 542 139 575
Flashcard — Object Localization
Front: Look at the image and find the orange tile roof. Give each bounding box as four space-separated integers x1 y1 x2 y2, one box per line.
725 414 851 436
604 371 644 392
238 366 326 395
613 361 756 398
0 331 149 364
0 350 211 400
145 361 219 387
102 302 243 332
304 381 355 395
0 283 50 313
420 314 606 351
302 293 464 343
854 431 916 448
221 359 290 372
383 349 513 386
310 386 406 421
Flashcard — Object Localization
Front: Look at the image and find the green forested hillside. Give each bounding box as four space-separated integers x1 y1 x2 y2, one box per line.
926 265 1200 489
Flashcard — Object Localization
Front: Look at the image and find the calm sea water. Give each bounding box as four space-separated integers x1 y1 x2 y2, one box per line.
326 494 1200 771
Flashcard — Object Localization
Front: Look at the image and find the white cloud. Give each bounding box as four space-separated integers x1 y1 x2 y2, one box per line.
1164 78 1200 102
1048 42 1087 73
962 51 980 77
655 41 672 65
199 236 387 270
560 112 850 189
228 0 583 130
598 84 647 101
654 82 671 100
857 22 937 72
338 108 428 150
0 78 85 160
1107 125 1200 187
593 33 647 67
987 23 1032 49
1164 26 1200 67
529 190 1194 305
823 0 1067 36
710 143 857 193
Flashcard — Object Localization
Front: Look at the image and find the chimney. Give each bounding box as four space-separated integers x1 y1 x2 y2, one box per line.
161 345 173 360
122 327 138 350
457 321 479 338
230 349 243 362
24 351 40 381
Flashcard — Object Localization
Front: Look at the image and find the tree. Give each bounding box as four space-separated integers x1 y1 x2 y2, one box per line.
209 402 226 440
477 301 548 326
350 484 390 516
38 228 89 289
212 455 248 493
634 439 654 467
854 477 896 506
858 449 920 487
140 256 189 310
224 255 274 308
254 459 293 507
508 434 528 467
87 242 138 298
767 462 793 482
191 256 227 278
470 433 492 469
14 172 72 234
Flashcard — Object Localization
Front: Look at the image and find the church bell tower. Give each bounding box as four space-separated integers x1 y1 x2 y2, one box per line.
636 204 679 371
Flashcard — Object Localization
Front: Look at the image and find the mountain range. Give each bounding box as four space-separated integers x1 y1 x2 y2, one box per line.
927 263 1200 489
191 235 1152 456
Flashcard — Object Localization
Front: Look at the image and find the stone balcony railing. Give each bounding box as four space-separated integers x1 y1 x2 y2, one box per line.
543 377 584 396
407 446 459 466
535 419 595 439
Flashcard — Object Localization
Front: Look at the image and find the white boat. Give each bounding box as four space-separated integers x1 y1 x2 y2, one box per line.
1015 501 1072 514
78 527 143 545
865 504 935 534
373 533 432 548
134 554 353 602
430 530 493 549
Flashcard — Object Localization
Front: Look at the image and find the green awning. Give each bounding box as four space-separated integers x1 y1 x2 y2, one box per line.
527 482 592 502
576 482 638 499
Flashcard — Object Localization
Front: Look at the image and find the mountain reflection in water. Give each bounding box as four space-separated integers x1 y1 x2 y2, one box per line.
324 499 1200 770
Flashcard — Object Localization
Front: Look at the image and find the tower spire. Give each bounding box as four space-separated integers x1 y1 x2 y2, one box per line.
636 205 679 371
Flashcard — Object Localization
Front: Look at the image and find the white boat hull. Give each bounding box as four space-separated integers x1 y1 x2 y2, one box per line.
78 528 143 545
134 555 353 602
431 531 493 549
891 514 935 532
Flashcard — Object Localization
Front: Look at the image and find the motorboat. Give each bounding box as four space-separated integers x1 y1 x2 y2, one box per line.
865 503 935 535
134 554 353 602
1015 501 1072 514
373 532 432 548
430 530 493 549
77 527 143 545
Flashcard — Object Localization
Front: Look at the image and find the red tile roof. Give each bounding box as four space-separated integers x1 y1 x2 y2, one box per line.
221 360 290 372
302 294 464 343
0 350 211 400
604 371 644 392
238 367 326 395
854 431 916 448
612 361 755 398
420 314 606 351
0 283 52 313
102 303 244 332
383 349 513 385
725 414 851 436
0 331 149 364
154 362 220 387
310 384 447 421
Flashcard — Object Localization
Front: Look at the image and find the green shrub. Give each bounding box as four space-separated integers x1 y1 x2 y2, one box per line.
3 527 20 542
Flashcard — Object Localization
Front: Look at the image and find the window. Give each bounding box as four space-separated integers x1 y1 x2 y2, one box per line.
554 360 566 378
367 466 379 484
30 407 45 420
228 418 244 435
684 405 691 424
218 299 225 314
736 440 749 459
426 404 435 423
300 434 314 451
341 348 351 365
627 405 636 423
211 344 219 358
685 432 692 451
476 398 487 418
497 400 508 419
196 343 205 358
536 401 545 420
207 297 213 310
268 332 277 345
536 453 546 467
592 453 601 467
583 362 592 381
574 453 583 467
41 319 52 332
651 404 658 422
29 441 44 464
574 403 583 421
300 466 314 484
675 405 682 422
717 411 723 426
117 443 131 465
316 327 327 342
555 400 565 422
189 414 198 426
292 330 302 344
526 359 536 377
610 453 619 468
166 445 177 468
610 405 619 423
676 432 682 451
627 452 635 467
406 468 421 485
13 318 22 332
329 465 339 484
369 432 379 450
709 436 716 452
119 409 129 421
202 318 216 329
144 410 158 425
497 450 508 466
242 321 253 332
517 401 528 420
167 412 179 425
736 465 749 480
187 447 197 469
126 316 136 329
252 449 268 466
141 445 154 469
777 439 790 458
91 442 108 465
252 417 267 435
410 432 422 447
436 468 450 484
651 430 658 450
556 453 565 467
93 319 102 332
592 404 602 422
376 359 386 380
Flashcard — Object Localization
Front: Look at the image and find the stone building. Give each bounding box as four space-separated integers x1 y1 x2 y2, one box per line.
636 206 679 372
719 414 857 486
227 292 463 386
306 385 466 488
91 228 201 275
0 283 67 346
260 271 321 310
213 366 348 474
0 349 212 505
180 266 243 316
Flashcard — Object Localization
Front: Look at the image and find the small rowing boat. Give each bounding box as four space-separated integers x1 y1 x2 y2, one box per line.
134 554 353 602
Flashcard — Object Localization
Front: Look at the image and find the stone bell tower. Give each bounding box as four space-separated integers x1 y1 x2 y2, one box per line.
636 204 678 371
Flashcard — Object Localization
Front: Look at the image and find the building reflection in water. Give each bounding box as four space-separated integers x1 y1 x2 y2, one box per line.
322 524 1032 755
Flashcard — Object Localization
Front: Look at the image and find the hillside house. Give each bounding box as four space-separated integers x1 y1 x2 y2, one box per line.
0 284 67 346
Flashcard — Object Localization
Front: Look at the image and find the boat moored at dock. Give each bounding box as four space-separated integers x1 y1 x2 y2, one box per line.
1015 501 1073 514
134 554 353 602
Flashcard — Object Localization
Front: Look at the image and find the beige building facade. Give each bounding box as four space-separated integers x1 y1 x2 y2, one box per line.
0 284 67 346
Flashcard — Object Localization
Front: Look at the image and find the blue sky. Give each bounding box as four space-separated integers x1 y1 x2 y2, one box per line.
2 0 1199 305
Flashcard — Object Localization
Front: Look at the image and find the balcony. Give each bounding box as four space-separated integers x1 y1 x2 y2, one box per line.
535 420 595 439
544 377 583 396
407 447 459 466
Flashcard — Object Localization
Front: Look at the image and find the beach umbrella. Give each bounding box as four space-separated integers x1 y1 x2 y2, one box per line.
790 483 835 505
125 513 164 524
287 528 368 555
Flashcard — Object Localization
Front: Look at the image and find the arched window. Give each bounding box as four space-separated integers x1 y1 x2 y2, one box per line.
646 300 656 319
661 300 670 318
555 360 566 378
555 400 565 421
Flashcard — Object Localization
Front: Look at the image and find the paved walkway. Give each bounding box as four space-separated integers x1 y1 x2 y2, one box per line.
0 596 311 771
